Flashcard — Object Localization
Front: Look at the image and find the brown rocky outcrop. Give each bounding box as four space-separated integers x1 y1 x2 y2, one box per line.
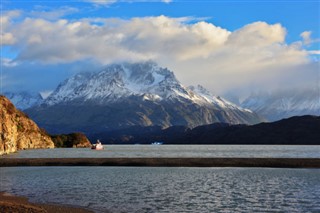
0 95 54 155
51 132 92 148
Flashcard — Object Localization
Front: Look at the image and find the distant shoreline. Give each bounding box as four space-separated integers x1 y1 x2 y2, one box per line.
1 158 320 168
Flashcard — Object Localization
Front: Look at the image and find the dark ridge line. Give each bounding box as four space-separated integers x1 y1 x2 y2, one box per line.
1 158 320 168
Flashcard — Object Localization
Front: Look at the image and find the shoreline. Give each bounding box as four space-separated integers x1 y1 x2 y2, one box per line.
1 157 320 168
0 192 94 213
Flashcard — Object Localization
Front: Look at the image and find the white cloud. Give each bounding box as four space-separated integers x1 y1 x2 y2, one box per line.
5 15 230 63
0 33 15 45
84 0 173 5
308 50 320 55
300 31 320 48
0 10 21 45
84 0 117 6
29 6 79 20
1 58 18 67
227 22 286 47
301 31 312 45
2 13 318 96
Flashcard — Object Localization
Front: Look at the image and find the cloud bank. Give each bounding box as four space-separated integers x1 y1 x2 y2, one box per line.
1 12 319 96
83 0 172 6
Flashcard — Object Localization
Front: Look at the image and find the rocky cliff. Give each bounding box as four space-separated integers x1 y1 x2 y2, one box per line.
0 95 54 155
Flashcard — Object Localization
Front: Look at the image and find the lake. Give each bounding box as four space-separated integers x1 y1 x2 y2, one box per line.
1 167 319 212
1 145 319 212
2 145 320 158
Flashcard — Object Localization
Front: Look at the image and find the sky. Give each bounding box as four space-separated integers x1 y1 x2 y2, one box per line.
1 0 319 99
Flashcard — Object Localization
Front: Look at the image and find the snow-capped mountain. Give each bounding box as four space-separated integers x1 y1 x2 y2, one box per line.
46 62 253 109
26 61 263 134
3 91 43 110
241 88 320 121
45 62 180 105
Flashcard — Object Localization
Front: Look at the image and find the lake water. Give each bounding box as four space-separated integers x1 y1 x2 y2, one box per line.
2 145 320 158
1 167 320 212
1 145 319 212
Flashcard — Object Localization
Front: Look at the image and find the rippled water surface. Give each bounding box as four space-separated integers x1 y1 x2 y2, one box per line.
2 145 320 158
1 167 319 212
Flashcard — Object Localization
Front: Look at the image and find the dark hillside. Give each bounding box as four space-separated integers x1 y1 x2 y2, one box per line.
91 115 320 145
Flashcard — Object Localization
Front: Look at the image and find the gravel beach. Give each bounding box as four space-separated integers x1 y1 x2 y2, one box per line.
0 192 94 213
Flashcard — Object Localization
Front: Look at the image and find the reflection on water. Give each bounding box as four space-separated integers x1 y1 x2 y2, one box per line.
1 167 320 212
2 145 320 158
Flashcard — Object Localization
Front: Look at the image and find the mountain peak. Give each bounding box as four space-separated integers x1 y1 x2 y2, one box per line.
45 61 183 105
188 85 212 97
44 61 256 112
26 61 262 133
2 91 43 110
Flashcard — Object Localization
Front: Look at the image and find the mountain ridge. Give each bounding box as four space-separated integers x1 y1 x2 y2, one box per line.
25 61 263 134
90 115 320 145
241 88 320 121
3 91 43 110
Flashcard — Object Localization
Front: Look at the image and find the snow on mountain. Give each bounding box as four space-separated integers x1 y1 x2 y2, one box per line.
241 88 320 121
3 91 43 110
26 61 262 134
45 61 253 113
46 62 178 104
188 85 252 112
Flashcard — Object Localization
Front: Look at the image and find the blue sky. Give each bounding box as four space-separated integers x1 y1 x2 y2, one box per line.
1 0 319 97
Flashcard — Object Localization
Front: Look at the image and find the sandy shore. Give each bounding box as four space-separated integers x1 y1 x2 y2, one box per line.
0 192 94 213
